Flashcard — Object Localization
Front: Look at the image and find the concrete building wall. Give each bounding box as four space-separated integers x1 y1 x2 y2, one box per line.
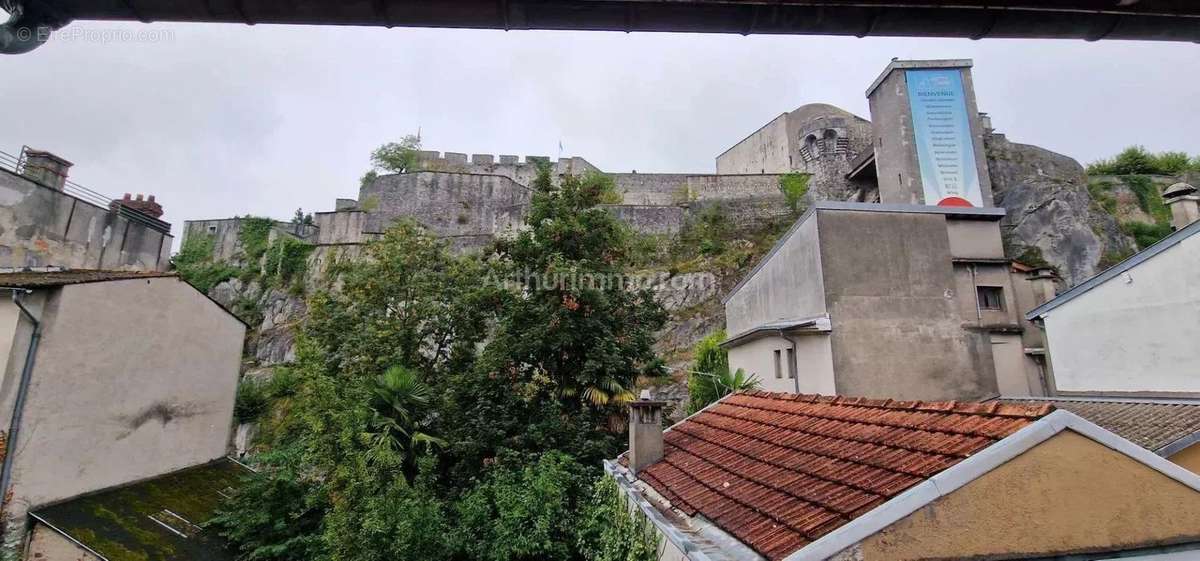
715 114 790 175
817 210 998 400
1 277 244 520
1040 233 1200 396
867 61 994 208
1171 444 1200 474
727 334 835 395
0 170 172 271
181 218 317 263
25 523 101 561
857 431 1200 561
724 214 826 336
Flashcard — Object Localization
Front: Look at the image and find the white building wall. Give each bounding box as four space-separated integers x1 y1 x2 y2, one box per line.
1041 234 1200 395
3 277 245 520
727 334 836 395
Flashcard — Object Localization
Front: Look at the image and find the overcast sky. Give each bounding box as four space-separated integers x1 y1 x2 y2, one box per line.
1 21 1197 249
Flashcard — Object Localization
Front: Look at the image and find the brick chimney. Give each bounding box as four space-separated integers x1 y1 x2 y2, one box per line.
21 149 72 190
1164 183 1199 231
111 193 165 219
628 390 666 475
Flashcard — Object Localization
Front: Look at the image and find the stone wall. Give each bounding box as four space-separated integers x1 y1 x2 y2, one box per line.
360 171 532 239
182 218 317 264
415 152 599 186
0 169 172 271
602 205 685 236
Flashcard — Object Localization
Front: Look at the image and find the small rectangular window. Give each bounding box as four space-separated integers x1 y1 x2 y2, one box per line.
786 347 796 379
773 349 782 379
977 286 1004 311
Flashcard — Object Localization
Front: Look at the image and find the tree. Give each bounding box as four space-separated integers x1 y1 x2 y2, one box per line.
360 134 423 187
687 330 760 414
367 365 446 478
481 166 666 410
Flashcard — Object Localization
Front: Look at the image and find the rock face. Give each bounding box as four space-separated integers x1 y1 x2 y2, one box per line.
985 134 1134 287
211 278 306 366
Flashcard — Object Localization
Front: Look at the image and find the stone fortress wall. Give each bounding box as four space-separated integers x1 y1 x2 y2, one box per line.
184 104 912 259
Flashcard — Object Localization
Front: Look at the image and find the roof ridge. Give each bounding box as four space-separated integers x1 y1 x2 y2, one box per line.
741 390 1054 419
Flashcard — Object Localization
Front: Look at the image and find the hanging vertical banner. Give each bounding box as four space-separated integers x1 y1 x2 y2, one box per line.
906 69 983 207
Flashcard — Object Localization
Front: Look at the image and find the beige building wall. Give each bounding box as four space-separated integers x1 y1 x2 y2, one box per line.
1171 444 1200 474
857 431 1200 561
715 114 791 175
2 277 245 520
727 334 835 395
25 523 102 561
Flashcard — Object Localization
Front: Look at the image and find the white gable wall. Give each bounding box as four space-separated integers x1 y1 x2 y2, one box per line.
1040 233 1200 395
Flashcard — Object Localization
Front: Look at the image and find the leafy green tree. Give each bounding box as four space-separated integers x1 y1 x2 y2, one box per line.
481 166 667 410
455 452 590 561
361 134 422 187
576 476 660 561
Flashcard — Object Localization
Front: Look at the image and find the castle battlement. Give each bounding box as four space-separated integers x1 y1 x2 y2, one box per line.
416 151 580 167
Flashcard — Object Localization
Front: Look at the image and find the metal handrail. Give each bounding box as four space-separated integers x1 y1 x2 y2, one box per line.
0 147 171 234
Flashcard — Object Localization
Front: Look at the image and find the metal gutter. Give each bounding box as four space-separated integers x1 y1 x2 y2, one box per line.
1026 217 1200 320
0 288 41 514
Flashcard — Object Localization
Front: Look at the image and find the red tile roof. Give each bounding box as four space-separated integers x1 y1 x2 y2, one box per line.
629 391 1054 561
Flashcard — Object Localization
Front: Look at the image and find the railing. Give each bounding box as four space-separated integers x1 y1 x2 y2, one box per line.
0 147 171 235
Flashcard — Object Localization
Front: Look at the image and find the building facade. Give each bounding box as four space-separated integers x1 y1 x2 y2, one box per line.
721 59 1056 402
1027 217 1200 398
0 270 246 552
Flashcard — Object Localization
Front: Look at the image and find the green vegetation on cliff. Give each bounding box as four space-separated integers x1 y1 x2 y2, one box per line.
1087 145 1200 176
211 165 668 561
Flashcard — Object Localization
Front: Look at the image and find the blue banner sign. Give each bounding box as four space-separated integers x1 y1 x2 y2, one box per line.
905 69 983 207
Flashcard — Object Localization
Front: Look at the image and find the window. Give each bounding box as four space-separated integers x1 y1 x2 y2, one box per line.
977 286 1004 310
207 225 217 234
786 347 797 379
773 349 782 379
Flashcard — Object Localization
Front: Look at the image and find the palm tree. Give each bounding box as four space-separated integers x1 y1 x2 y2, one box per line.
367 365 445 472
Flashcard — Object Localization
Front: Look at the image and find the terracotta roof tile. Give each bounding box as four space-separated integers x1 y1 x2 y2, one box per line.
633 391 1052 561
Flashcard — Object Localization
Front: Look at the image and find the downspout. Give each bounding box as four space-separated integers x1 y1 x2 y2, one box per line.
0 289 40 514
778 330 800 394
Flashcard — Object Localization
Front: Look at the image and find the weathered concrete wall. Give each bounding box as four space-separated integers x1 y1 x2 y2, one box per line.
817 209 998 400
867 63 994 207
0 277 244 520
26 523 102 561
0 170 172 271
724 213 826 336
858 431 1200 560
1040 230 1200 396
715 113 790 175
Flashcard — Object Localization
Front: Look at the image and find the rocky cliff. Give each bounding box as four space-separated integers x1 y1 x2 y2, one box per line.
985 133 1136 287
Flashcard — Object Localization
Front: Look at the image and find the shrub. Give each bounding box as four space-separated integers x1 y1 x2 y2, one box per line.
778 172 811 212
234 377 270 424
172 234 240 294
1124 175 1172 224
1122 221 1174 250
576 475 661 561
238 216 275 263
262 236 315 289
1088 146 1200 176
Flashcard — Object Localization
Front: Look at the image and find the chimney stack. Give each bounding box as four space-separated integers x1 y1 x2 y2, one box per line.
1026 267 1059 307
628 389 666 475
1164 183 1199 231
21 149 73 191
111 192 165 219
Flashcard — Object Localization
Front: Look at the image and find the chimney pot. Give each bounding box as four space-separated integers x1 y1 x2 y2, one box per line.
628 394 666 475
123 193 132 201
135 194 144 201
147 195 155 202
